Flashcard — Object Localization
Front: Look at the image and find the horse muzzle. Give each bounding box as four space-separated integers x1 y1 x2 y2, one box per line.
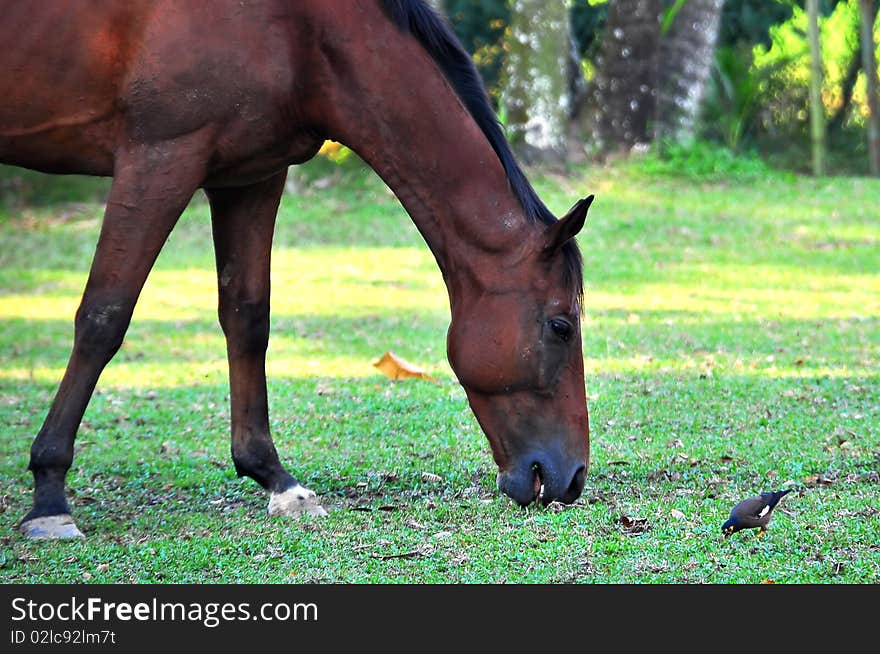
497 452 587 507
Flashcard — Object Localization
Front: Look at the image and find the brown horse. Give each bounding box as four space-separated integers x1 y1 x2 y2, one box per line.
1 0 593 538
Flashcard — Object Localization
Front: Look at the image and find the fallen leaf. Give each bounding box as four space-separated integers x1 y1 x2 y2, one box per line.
620 514 649 534
372 351 436 382
802 473 835 487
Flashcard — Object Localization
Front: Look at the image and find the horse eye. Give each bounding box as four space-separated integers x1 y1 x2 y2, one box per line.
548 318 573 342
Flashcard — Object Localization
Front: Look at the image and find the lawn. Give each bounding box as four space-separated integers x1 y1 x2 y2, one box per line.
0 156 878 583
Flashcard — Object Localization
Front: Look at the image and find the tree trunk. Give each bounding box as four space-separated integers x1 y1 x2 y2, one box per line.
502 0 571 163
827 52 862 135
656 0 726 144
587 0 663 154
859 0 880 176
806 0 826 176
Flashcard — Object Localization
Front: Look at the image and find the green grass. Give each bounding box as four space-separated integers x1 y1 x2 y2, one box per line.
0 157 878 583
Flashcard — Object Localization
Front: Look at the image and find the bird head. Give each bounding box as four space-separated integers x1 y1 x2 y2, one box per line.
721 519 738 537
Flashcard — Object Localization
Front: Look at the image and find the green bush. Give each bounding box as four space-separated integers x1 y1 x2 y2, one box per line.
635 140 794 183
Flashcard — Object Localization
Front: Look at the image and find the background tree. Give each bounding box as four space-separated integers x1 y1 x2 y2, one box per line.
656 0 727 144
807 0 827 175
586 0 663 154
502 0 573 162
858 0 880 175
582 0 727 155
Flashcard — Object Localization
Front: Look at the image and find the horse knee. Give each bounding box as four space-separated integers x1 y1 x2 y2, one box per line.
74 300 131 361
218 296 270 355
29 434 74 473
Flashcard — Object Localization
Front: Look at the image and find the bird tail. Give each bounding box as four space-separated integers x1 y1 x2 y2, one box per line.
767 488 792 508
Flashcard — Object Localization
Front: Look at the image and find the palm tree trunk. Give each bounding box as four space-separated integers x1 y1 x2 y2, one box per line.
859 0 880 176
656 0 726 145
588 0 663 154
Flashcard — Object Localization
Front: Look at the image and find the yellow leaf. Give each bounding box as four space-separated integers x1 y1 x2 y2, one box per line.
372 351 436 382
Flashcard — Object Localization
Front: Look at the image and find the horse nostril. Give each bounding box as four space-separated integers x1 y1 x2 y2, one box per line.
531 462 544 500
566 464 586 501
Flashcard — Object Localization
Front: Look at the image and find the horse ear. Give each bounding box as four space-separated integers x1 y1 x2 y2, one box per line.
543 195 594 257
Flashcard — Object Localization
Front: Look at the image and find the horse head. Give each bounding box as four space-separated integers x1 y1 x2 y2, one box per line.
446 197 593 506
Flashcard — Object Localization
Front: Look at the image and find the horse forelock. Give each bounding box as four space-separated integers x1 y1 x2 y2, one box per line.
378 0 584 311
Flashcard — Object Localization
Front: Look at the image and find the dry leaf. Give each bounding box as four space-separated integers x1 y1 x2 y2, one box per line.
373 351 435 382
620 514 649 534
803 474 835 487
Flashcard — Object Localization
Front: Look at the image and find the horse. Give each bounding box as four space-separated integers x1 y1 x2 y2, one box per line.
1 0 593 539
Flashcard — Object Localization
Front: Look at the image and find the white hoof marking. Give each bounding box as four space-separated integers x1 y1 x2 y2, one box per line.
20 515 85 540
268 484 328 517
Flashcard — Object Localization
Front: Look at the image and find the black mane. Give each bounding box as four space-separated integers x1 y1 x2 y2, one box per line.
380 0 584 307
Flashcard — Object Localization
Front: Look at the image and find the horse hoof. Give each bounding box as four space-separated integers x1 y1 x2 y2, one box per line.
20 515 85 540
268 485 328 517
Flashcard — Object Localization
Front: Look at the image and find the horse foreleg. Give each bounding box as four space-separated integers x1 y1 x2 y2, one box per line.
20 140 209 539
206 172 327 518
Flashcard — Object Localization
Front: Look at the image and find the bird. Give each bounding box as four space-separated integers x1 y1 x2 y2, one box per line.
721 489 792 537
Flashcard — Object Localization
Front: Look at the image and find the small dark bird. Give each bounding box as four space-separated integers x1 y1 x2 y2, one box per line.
722 489 792 537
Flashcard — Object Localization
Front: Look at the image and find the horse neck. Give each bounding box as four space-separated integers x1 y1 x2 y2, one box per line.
309 5 533 294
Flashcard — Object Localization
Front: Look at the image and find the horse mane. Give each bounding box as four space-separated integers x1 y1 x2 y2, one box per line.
379 0 584 308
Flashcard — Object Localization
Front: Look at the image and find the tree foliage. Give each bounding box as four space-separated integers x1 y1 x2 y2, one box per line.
438 0 878 173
